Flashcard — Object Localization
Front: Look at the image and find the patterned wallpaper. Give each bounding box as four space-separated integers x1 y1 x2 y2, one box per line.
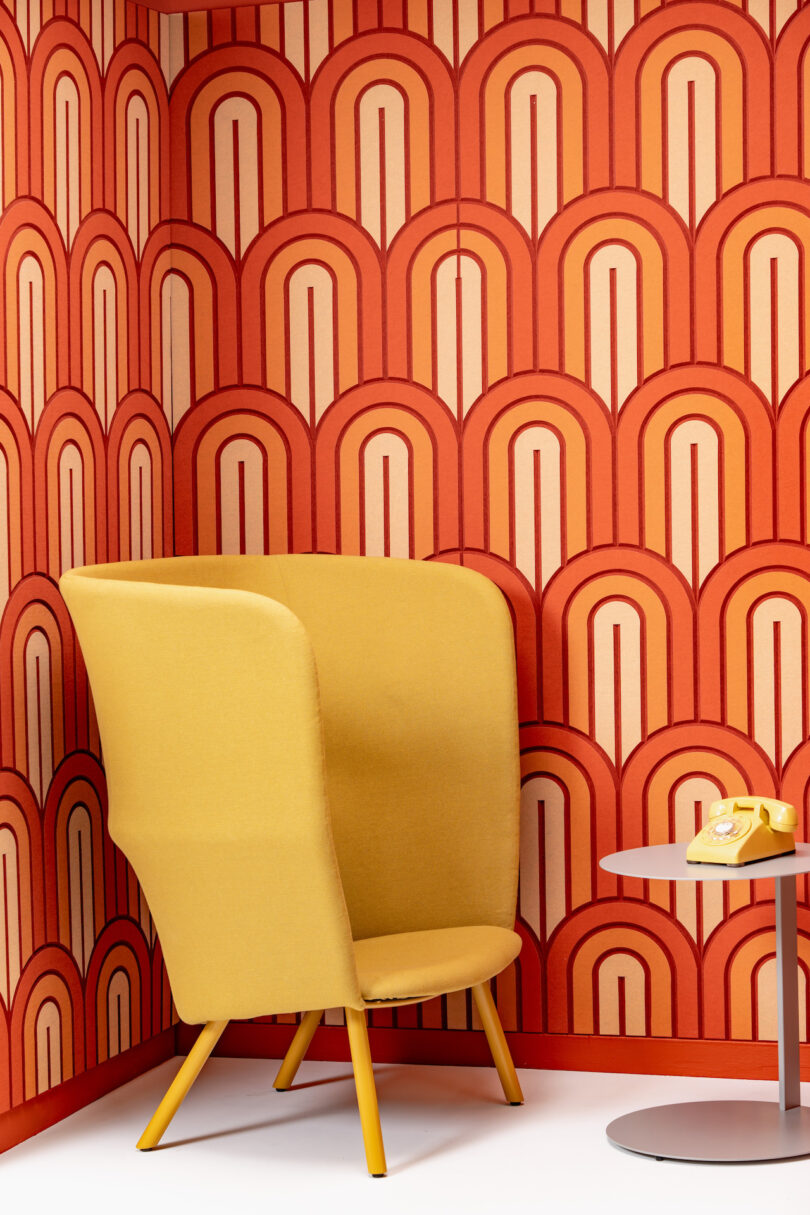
0 0 175 1145
4 0 810 1147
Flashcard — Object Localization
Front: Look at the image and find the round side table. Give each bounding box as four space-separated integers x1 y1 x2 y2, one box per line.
599 842 810 1163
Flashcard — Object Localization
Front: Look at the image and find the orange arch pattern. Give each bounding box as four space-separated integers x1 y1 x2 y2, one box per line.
6 0 810 1136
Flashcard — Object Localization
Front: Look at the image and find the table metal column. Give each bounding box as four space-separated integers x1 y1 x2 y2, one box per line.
776 874 801 1111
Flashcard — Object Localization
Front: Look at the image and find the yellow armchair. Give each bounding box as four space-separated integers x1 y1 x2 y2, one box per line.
60 555 523 1176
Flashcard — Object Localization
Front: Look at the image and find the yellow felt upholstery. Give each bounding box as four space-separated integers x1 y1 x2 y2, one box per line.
59 555 520 1025
355 926 522 1003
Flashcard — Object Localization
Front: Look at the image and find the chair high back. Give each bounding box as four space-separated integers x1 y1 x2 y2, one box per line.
60 554 524 1175
64 555 520 946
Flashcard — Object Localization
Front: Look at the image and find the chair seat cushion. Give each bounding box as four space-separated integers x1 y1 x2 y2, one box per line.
354 925 522 1003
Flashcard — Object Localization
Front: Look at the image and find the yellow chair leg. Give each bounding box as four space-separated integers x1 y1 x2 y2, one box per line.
273 1009 323 1090
136 1019 228 1150
471 982 524 1105
345 1007 387 1177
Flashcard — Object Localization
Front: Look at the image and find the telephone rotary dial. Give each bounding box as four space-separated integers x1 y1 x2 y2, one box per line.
686 797 798 867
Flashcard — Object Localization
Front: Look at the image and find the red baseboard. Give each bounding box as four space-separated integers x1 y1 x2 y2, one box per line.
178 1021 810 1083
0 1028 176 1155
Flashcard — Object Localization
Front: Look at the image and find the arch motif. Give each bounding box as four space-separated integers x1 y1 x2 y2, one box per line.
309 32 456 218
613 3 772 195
546 901 700 1037
2 232 62 425
42 754 113 940
536 191 692 387
703 906 810 1040
43 776 107 973
458 17 610 208
173 388 313 557
104 53 170 251
169 49 307 229
142 224 239 410
241 214 384 402
0 784 43 1024
519 744 607 944
0 204 71 400
596 952 649 1035
695 181 810 388
387 202 534 407
617 367 775 587
540 547 696 755
30 29 104 238
698 544 810 765
85 922 150 1065
107 392 172 563
203 418 286 556
71 226 138 413
0 577 77 793
35 395 106 578
315 380 459 558
11 947 83 1104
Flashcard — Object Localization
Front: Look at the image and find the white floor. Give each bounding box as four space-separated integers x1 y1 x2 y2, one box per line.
3 1058 810 1214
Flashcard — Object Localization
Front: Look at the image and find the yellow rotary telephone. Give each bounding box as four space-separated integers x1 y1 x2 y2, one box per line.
686 797 798 867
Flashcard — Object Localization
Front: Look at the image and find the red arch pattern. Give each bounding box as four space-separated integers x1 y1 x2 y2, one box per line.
3 0 810 1136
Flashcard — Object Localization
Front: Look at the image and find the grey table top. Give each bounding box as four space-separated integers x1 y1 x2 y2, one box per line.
600 841 810 881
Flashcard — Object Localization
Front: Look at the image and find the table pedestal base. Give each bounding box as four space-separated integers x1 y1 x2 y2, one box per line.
607 1100 810 1162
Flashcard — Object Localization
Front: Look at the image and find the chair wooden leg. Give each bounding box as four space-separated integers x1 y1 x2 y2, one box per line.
471 981 524 1105
345 1007 387 1177
137 1019 228 1150
273 1010 323 1091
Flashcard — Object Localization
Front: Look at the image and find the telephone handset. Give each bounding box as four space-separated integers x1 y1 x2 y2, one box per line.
686 797 798 867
